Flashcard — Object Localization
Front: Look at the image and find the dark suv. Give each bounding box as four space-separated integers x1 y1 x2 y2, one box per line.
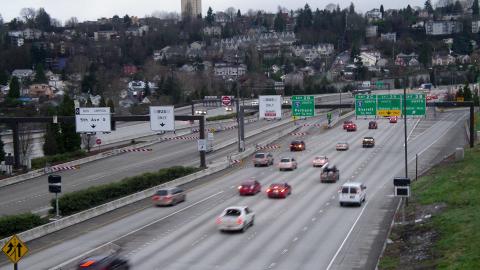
290 140 306 151
368 121 378 129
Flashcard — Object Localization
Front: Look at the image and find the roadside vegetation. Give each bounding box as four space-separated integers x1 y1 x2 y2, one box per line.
31 149 87 169
0 166 198 239
378 145 480 269
52 166 198 216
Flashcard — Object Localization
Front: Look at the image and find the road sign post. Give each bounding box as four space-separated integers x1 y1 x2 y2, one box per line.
291 95 315 117
2 235 28 267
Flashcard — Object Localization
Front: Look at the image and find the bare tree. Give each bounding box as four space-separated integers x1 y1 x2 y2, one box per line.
18 124 34 169
65 17 79 27
225 7 237 21
20 8 36 25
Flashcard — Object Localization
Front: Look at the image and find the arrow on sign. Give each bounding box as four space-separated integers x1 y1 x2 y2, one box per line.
90 124 96 129
160 123 165 127
16 243 23 257
5 243 13 255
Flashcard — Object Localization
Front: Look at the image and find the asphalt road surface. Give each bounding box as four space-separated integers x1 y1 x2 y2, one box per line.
0 108 468 270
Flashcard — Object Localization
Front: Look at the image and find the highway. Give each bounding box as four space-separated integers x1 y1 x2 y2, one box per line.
0 111 337 216
0 108 468 270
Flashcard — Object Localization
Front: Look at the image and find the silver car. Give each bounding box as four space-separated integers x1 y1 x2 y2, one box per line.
152 187 186 206
278 157 298 171
253 152 274 167
336 142 349 151
216 206 255 232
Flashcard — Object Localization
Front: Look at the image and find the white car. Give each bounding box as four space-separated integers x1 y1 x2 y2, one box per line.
278 157 298 171
336 142 349 151
313 156 328 167
225 106 233 112
339 182 367 206
216 206 255 232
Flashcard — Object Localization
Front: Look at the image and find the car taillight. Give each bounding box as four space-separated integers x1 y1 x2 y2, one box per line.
152 195 160 201
216 217 222 224
238 186 242 190
266 188 271 192
280 189 285 193
236 217 243 224
80 260 96 267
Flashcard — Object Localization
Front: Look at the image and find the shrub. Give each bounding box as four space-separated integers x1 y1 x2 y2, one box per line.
0 213 46 239
53 166 198 216
31 150 87 169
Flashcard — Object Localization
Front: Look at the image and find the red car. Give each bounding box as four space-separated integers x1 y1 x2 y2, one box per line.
343 120 353 130
266 183 292 198
238 180 261 196
389 116 398 123
345 123 357 131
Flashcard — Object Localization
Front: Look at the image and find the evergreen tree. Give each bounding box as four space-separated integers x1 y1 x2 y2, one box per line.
419 42 432 67
274 11 286 32
8 76 20 99
473 91 480 106
58 95 81 153
43 124 59 156
380 5 384 16
349 2 355 14
473 0 479 16
99 96 106 107
35 8 52 32
456 86 465 99
144 81 150 97
0 70 8 85
34 64 47 83
463 83 473 101
425 0 434 13
237 9 242 18
107 99 115 113
205 7 215 25
0 135 5 162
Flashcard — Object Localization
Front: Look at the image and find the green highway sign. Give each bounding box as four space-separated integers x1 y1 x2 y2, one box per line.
403 94 426 116
377 94 402 117
292 95 315 117
354 94 426 117
355 95 377 116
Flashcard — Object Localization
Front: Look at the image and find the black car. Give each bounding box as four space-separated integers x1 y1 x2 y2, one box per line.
77 254 130 270
290 140 306 151
368 121 378 129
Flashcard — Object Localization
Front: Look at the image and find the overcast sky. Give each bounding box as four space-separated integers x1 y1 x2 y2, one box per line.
1 0 425 23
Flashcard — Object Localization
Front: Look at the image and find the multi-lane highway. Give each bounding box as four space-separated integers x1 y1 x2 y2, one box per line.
0 107 468 270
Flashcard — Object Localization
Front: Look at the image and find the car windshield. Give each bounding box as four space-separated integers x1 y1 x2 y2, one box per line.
280 158 291 162
225 209 241 216
241 181 255 186
292 141 301 144
270 184 283 189
155 190 168 196
254 153 265 158
316 156 326 160
341 187 349 193
350 187 358 193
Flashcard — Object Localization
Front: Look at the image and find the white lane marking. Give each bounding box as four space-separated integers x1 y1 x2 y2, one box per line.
303 226 308 231
293 237 298 242
312 217 317 222
326 203 368 270
52 191 224 269
268 262 276 269
404 118 422 146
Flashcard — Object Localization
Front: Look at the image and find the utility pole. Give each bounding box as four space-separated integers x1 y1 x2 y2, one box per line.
403 88 408 178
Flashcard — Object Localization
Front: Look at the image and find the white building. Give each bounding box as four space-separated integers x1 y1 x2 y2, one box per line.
380 32 397 42
203 26 222 36
425 21 462 35
365 9 383 21
11 69 34 81
23 28 42 40
366 25 378 38
93 31 118 41
358 52 378 67
473 20 480 33
213 63 247 79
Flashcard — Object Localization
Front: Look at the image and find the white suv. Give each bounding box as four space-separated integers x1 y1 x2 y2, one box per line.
338 182 367 206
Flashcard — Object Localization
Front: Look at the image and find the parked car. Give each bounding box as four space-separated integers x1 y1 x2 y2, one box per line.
336 142 349 151
77 254 130 270
266 183 292 198
152 187 186 206
389 116 398 123
338 182 367 206
362 137 375 148
320 165 339 183
278 157 298 171
313 156 329 167
368 121 378 129
225 106 233 112
253 152 274 167
238 180 261 196
345 122 357 132
290 140 306 151
216 206 255 232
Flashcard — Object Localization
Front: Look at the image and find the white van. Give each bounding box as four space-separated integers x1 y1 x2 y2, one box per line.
339 182 367 206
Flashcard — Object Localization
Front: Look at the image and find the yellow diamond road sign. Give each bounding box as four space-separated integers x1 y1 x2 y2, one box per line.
2 235 28 264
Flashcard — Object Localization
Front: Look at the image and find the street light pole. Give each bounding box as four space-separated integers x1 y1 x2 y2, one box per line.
404 88 408 178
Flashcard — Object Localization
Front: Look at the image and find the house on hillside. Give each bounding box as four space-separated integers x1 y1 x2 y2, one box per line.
395 53 419 66
432 53 456 66
29 84 54 99
12 69 34 82
365 9 383 21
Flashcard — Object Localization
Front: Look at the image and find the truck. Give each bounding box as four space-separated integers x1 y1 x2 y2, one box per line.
320 165 339 183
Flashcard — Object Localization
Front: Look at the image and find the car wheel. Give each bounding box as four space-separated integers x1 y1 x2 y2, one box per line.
241 224 247 233
340 202 344 207
250 217 255 226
